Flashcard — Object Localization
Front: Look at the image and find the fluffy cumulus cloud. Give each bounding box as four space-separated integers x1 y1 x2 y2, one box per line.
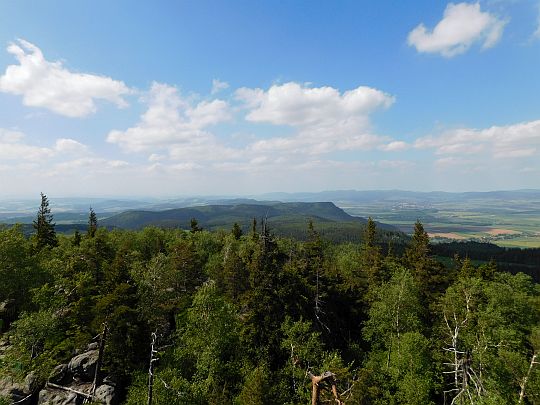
107 82 235 160
415 119 540 159
408 2 506 57
0 39 131 117
236 82 395 155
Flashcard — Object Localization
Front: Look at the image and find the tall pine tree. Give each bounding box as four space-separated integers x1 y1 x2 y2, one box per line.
33 192 57 249
88 207 98 238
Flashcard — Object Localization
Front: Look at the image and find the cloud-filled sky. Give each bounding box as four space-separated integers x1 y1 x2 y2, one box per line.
0 0 539 197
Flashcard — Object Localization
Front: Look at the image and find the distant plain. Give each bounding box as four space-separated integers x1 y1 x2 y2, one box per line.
339 197 540 248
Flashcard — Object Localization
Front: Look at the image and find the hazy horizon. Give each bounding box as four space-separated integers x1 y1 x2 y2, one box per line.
1 188 540 204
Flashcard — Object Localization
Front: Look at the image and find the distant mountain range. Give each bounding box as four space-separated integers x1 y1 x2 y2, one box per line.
2 189 539 221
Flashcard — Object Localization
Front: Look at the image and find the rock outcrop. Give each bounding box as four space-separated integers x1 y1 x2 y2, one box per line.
0 342 119 405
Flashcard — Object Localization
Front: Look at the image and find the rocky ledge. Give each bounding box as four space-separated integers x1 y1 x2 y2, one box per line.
0 343 119 405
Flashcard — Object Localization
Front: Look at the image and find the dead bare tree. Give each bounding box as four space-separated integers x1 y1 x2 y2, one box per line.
147 332 158 405
84 322 108 403
442 291 484 405
518 353 538 404
308 371 343 405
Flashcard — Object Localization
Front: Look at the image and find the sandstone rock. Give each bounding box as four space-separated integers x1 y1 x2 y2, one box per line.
87 342 99 351
95 384 118 405
24 370 41 394
0 377 31 404
68 350 98 380
38 388 78 405
49 364 71 385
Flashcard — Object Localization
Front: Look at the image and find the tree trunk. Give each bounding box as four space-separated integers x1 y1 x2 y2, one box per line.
147 332 158 405
89 323 108 400
519 353 538 404
309 372 342 405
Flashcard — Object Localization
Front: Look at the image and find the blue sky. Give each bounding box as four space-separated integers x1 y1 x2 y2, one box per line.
0 0 539 197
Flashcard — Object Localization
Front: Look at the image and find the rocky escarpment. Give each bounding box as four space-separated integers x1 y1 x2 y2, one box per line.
0 342 120 405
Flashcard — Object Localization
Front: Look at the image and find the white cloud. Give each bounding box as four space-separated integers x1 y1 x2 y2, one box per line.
0 39 131 117
380 141 409 151
415 119 540 159
49 157 129 175
0 128 25 143
236 82 395 155
54 138 88 154
408 3 506 57
211 79 229 94
435 156 470 168
378 160 415 169
0 129 54 160
0 128 92 165
148 153 165 162
238 82 394 127
107 82 233 159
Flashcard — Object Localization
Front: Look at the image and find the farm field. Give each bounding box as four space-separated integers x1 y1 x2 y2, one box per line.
338 195 540 248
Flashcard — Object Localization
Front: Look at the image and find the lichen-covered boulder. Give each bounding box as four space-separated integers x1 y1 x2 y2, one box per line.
49 364 71 385
95 383 118 405
37 388 78 405
68 350 98 380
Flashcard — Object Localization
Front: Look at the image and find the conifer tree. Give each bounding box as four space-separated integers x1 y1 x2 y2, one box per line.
33 192 57 249
232 222 243 239
73 230 82 246
405 220 431 285
361 217 382 285
88 207 98 238
190 218 202 233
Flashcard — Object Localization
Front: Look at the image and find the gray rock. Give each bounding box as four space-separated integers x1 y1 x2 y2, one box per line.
49 364 71 385
0 377 31 404
87 342 99 351
24 370 41 394
68 350 99 380
95 384 118 405
38 388 78 405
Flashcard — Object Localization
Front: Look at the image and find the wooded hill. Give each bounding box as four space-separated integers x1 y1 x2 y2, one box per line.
2 201 400 244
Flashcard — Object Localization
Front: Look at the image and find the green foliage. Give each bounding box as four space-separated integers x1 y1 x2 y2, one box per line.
174 280 243 401
364 266 424 347
0 219 537 405
437 272 540 404
0 225 41 317
5 309 64 378
235 364 272 405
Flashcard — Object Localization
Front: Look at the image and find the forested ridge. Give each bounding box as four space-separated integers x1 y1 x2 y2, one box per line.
0 195 539 404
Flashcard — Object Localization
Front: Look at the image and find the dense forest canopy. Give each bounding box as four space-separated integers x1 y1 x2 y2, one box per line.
0 198 538 404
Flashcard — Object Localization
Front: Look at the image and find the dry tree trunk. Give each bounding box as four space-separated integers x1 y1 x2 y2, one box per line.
147 332 158 405
88 323 108 400
309 371 343 405
519 353 538 404
46 382 94 400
